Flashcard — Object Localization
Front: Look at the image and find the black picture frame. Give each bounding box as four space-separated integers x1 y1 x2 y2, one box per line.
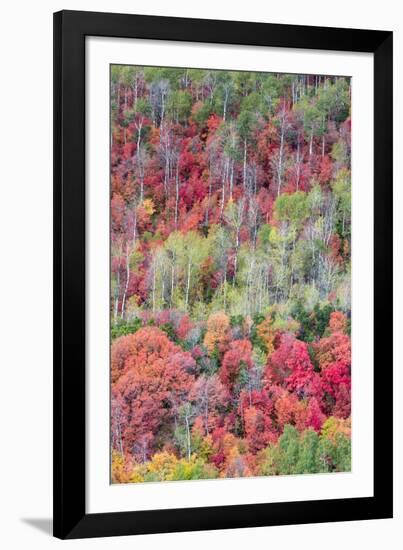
53 9 393 540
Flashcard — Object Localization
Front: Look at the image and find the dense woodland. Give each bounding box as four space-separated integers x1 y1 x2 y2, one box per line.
110 65 352 483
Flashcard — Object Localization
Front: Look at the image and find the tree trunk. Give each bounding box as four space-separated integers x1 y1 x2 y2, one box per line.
174 161 179 228
133 77 138 106
219 159 227 219
309 130 314 157
205 165 212 226
136 121 142 155
152 259 157 312
160 92 165 129
185 415 191 460
296 139 301 190
170 254 175 308
229 159 234 200
121 246 130 319
116 420 123 456
223 91 228 121
114 268 120 325
139 163 144 204
223 270 227 311
204 389 209 435
185 258 191 310
243 139 247 190
277 126 284 196
164 155 169 198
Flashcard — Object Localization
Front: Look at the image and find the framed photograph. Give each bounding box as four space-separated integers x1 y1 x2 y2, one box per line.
53 10 393 539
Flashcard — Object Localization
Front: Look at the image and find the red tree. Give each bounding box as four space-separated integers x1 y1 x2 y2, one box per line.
220 339 253 391
111 327 195 456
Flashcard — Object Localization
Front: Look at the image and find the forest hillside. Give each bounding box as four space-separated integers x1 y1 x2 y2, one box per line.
110 66 352 482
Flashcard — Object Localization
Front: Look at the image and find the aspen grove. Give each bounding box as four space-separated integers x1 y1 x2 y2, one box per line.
110 66 352 482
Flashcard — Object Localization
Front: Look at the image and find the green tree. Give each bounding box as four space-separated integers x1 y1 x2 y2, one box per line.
295 429 320 474
332 168 351 239
294 95 326 157
167 90 192 123
277 425 300 474
237 107 258 190
162 231 210 311
274 191 308 229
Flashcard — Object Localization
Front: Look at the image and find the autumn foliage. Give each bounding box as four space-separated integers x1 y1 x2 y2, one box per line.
110 65 352 482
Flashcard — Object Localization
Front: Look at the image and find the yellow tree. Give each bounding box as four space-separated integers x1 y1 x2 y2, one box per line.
256 316 275 358
203 311 230 355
